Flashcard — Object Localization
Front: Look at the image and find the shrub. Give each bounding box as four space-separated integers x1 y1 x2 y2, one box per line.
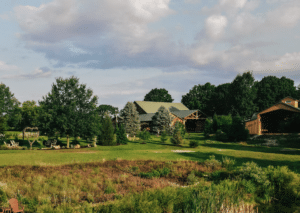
104 180 116 194
0 187 7 205
221 156 236 171
187 172 199 185
139 172 153 179
204 155 221 169
204 118 213 138
138 129 151 143
159 167 171 177
189 140 199 148
227 115 249 142
215 129 228 142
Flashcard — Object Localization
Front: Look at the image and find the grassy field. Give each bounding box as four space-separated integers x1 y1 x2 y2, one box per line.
1 132 300 212
1 132 300 173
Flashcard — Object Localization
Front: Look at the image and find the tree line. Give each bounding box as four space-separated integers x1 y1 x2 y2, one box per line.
144 72 300 120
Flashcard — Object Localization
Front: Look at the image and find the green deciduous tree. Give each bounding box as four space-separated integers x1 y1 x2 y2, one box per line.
18 100 40 140
119 102 140 137
151 106 172 134
208 83 231 115
181 83 215 116
144 88 174 102
227 115 249 142
229 71 257 119
98 113 115 146
97 104 118 118
38 76 99 148
0 83 21 131
253 76 297 112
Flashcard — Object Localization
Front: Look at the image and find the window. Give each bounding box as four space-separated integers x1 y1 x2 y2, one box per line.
285 100 292 103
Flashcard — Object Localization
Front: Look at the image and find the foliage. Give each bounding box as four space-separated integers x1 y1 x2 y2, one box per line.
186 171 199 185
144 88 174 102
115 124 128 145
203 118 213 138
253 76 297 112
151 106 172 134
208 83 231 116
98 114 115 146
227 115 249 142
119 102 140 137
138 129 151 143
97 104 118 118
170 122 184 145
181 82 215 116
204 155 222 170
139 167 170 179
189 140 199 148
229 71 257 119
160 128 168 144
0 187 7 205
215 129 228 142
0 83 21 130
213 114 232 134
38 76 99 148
221 157 236 171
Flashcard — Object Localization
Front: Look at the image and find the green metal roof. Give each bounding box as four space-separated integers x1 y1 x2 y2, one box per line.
171 110 198 119
139 113 155 122
134 101 189 114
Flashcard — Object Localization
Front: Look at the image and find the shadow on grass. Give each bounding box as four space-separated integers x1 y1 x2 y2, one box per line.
201 142 300 156
176 151 300 173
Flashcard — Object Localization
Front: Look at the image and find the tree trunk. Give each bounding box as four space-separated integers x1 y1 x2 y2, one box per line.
23 130 24 141
93 136 97 147
67 135 69 148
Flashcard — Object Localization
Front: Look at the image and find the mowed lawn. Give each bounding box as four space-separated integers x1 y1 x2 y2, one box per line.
1 133 300 173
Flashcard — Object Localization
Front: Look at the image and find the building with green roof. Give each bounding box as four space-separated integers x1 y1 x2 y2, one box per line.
134 101 208 132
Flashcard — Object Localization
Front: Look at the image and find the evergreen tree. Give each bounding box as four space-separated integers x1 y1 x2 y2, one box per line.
170 121 184 145
227 115 249 142
98 114 115 146
151 106 172 134
160 128 168 144
116 124 128 145
120 102 140 137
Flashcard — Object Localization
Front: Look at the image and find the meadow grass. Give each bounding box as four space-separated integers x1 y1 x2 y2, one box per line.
1 132 300 174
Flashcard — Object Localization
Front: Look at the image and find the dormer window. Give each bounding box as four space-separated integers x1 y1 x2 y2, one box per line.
285 100 292 104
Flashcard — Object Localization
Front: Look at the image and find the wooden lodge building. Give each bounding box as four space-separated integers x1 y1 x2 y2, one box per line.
245 97 300 135
134 101 208 133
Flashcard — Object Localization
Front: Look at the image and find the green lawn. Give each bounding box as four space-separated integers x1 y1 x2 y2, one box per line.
1 132 300 173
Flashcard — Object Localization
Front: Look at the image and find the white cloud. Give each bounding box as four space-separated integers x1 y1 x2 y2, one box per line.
219 0 247 9
2 67 52 79
0 61 19 71
205 15 228 40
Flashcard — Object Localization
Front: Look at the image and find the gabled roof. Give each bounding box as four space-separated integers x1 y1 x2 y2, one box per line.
246 101 300 122
134 101 189 114
279 96 298 102
139 113 155 122
171 110 198 119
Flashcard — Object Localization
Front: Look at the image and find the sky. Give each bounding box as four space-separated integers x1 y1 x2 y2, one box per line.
1 0 300 110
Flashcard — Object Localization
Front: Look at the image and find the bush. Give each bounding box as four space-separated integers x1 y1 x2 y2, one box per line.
0 187 7 205
138 129 151 143
215 129 228 142
204 155 222 169
227 115 249 142
221 157 236 171
204 118 213 138
189 140 199 148
187 172 199 185
159 167 171 177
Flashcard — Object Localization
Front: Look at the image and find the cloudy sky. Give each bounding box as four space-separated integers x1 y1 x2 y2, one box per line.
1 0 300 110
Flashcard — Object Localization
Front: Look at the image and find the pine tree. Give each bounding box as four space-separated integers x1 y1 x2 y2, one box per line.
119 102 140 137
116 124 128 145
170 121 183 145
160 128 168 144
98 114 115 146
151 106 172 134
